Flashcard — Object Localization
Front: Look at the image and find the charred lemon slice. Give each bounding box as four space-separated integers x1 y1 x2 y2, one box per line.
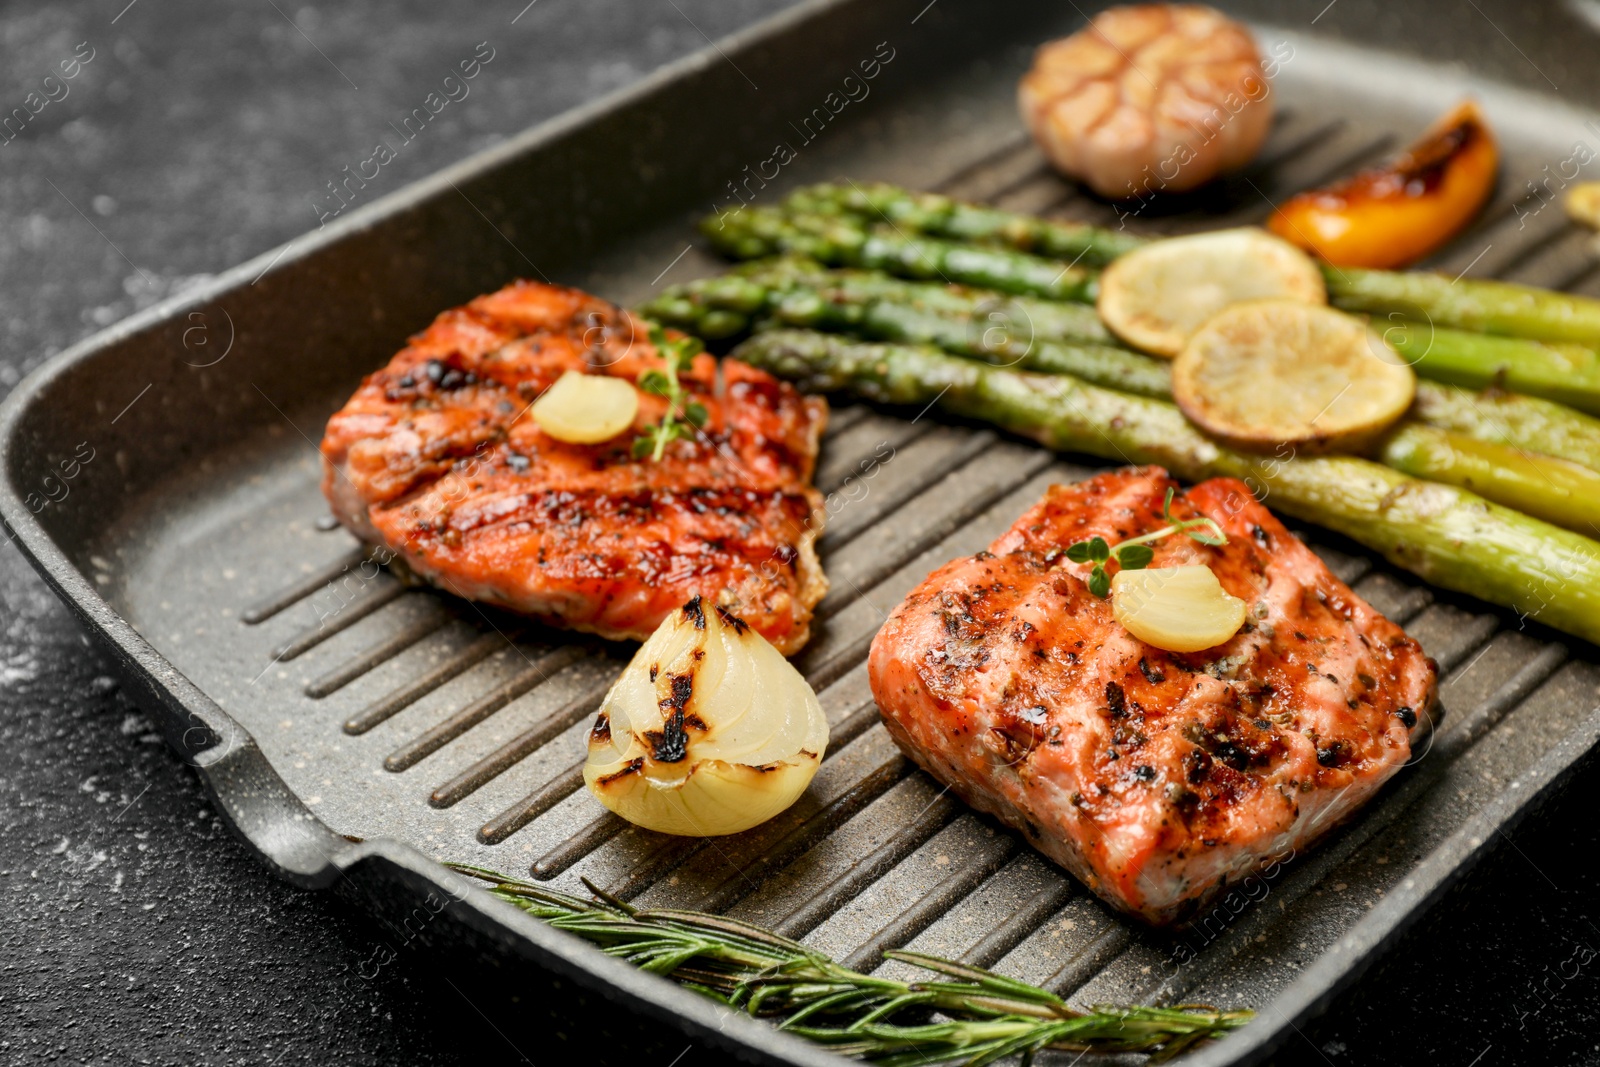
531 369 639 444
1173 301 1416 452
1097 228 1326 358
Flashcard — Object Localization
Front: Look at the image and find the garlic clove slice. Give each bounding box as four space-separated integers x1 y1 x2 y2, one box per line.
531 369 639 444
583 597 828 836
1111 564 1247 653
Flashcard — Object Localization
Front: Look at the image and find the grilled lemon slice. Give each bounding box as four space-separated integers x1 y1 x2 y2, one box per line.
1097 228 1326 358
1173 300 1416 452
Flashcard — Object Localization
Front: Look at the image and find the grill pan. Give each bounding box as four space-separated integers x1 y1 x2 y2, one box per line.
5 1 1600 1063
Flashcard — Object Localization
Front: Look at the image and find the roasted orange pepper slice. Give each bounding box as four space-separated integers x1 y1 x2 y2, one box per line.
1269 101 1498 269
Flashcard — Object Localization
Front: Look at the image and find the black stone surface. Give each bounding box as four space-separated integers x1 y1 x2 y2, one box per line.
1 3 1598 1065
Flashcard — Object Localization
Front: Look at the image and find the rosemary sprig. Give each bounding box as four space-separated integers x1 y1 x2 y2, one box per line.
1063 487 1228 598
634 323 709 461
447 863 1251 1064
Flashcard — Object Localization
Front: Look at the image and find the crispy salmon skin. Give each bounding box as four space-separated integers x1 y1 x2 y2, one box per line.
868 466 1439 924
320 280 828 654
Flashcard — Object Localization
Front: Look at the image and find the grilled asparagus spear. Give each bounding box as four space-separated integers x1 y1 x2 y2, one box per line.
642 256 1116 344
700 207 1098 301
708 207 1600 415
733 328 1600 644
1412 383 1600 471
783 182 1600 347
780 181 1145 266
1386 322 1600 416
1329 267 1600 347
645 277 1165 397
1379 423 1600 535
645 266 1600 476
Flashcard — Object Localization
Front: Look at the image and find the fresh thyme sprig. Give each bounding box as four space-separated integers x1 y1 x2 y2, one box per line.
634 323 709 461
1063 487 1228 598
447 863 1251 1064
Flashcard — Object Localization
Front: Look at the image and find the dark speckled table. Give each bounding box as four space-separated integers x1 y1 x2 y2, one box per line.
2 3 1598 1064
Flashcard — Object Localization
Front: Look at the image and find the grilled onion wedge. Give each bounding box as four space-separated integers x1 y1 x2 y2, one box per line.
583 597 828 837
1097 228 1327 358
1172 300 1416 452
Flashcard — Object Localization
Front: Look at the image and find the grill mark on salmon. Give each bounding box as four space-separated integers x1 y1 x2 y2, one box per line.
868 466 1439 925
320 280 828 654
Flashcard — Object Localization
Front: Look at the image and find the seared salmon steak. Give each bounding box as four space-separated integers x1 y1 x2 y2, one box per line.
321 281 828 655
868 466 1438 924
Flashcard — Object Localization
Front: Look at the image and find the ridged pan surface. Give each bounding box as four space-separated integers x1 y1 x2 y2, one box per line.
4 2 1600 1064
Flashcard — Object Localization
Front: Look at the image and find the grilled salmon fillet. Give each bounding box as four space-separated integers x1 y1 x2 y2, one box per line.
868 466 1438 924
320 280 828 655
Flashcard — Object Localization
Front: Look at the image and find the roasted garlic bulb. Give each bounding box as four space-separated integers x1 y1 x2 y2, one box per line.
1018 4 1274 199
583 597 829 836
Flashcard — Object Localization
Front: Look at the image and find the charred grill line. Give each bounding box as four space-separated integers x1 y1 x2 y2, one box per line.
647 672 695 763
520 466 1069 878
1047 589 1468 1001
279 132 1587 991
85 37 1600 1050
